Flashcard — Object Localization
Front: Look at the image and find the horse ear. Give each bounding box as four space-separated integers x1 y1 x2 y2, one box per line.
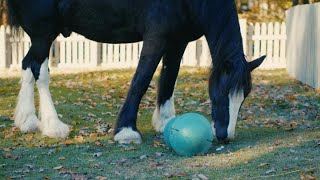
248 56 266 71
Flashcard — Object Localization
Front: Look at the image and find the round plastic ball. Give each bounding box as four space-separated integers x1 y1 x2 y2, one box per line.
163 117 178 148
169 113 213 156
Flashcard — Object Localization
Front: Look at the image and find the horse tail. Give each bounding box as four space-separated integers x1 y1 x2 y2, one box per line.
5 0 22 29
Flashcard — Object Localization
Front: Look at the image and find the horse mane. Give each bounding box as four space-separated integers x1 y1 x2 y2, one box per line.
209 24 251 95
208 1 251 95
210 52 251 95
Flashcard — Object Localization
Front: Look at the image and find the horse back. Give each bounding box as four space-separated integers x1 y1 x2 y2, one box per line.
64 0 202 43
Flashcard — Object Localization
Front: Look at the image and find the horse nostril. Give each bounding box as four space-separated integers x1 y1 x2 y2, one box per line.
220 139 230 144
216 134 228 142
216 137 230 144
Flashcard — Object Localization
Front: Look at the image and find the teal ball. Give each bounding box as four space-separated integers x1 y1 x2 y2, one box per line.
169 113 213 156
163 117 178 148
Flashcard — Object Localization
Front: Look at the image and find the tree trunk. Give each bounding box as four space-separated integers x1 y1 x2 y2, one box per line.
302 0 309 3
235 0 241 12
1 0 7 25
293 0 299 6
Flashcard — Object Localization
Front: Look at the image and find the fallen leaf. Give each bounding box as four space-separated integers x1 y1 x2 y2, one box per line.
24 134 33 142
59 156 66 160
166 172 188 178
198 174 209 180
287 95 297 101
74 136 85 143
289 149 297 153
71 173 87 180
93 152 102 157
95 176 107 180
124 146 137 151
95 141 102 146
3 148 11 152
273 140 283 146
265 167 276 175
300 173 317 180
56 147 61 153
258 163 270 167
89 133 98 138
156 152 164 157
4 152 18 160
153 140 165 148
216 146 225 151
53 166 63 170
140 155 147 160
150 162 164 168
64 139 74 146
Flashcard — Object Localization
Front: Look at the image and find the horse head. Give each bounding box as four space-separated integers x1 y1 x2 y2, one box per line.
210 56 266 142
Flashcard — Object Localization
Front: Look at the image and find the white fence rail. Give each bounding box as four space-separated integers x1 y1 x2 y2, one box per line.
0 19 287 71
286 4 320 89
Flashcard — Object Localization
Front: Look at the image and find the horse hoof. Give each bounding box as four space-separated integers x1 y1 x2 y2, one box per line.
114 127 142 144
15 114 39 132
152 105 175 133
40 119 70 138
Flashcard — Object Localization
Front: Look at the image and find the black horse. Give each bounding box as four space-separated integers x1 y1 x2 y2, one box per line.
6 0 265 144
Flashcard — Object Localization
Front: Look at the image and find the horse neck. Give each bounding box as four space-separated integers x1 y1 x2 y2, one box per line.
204 0 245 67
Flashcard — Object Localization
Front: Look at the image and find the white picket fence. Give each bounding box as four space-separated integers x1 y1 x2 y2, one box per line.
0 19 287 70
247 22 287 69
286 3 320 89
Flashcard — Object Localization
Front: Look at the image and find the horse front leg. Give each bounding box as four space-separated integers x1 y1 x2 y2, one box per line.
152 41 187 132
14 53 39 132
37 58 70 138
114 37 167 144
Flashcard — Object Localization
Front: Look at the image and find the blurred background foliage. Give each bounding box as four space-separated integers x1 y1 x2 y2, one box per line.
236 0 320 22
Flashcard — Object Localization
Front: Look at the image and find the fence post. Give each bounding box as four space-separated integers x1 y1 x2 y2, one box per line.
253 23 261 59
280 22 286 67
120 44 126 67
316 4 320 88
247 23 254 60
90 41 99 67
184 41 197 66
266 22 274 69
199 37 211 67
132 43 139 68
239 19 247 55
273 22 280 65
0 26 7 69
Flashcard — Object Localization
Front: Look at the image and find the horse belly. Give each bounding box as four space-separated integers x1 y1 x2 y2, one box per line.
77 29 143 44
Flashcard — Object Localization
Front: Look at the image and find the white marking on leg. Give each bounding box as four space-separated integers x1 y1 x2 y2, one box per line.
228 89 244 140
152 96 175 132
114 127 142 144
211 122 216 137
37 58 70 138
14 68 39 132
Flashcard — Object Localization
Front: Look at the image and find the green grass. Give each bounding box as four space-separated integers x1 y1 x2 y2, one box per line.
0 68 319 179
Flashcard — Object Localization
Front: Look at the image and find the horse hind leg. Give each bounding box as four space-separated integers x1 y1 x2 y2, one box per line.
14 53 39 132
152 42 187 132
